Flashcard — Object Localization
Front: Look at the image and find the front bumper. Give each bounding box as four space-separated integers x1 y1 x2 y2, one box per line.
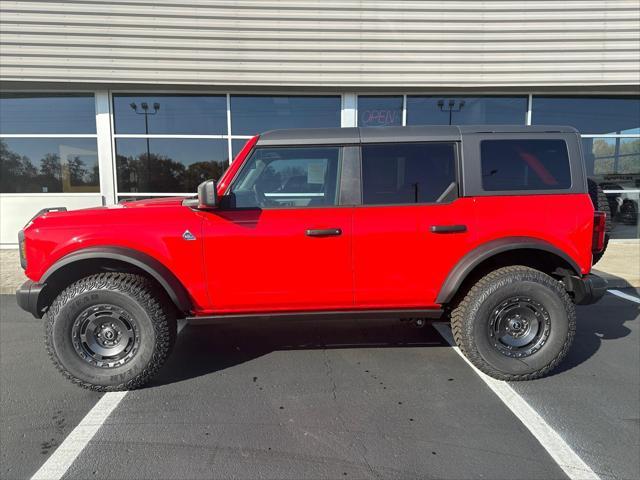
564 273 607 305
16 280 44 318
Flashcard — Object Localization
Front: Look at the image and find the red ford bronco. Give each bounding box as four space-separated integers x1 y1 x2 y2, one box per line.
16 125 607 390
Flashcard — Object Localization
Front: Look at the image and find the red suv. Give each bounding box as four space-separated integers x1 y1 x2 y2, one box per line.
16 125 607 390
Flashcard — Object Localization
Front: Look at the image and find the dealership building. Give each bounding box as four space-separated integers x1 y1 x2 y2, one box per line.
1 0 639 247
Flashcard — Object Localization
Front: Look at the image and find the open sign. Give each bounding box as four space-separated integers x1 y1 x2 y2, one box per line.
360 109 401 127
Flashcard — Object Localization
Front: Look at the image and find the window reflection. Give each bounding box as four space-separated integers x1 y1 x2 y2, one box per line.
0 138 99 193
583 137 640 239
115 138 229 193
407 96 527 125
230 96 341 135
532 96 640 135
481 140 571 191
583 137 640 185
0 93 96 134
113 94 227 135
601 190 639 239
361 143 456 204
230 147 341 208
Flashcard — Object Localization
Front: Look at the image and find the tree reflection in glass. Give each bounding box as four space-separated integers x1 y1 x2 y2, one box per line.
115 138 229 193
0 139 99 193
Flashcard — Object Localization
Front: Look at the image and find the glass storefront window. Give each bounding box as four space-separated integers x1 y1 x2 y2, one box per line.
583 137 640 239
0 93 96 134
115 138 229 193
230 95 341 135
0 138 99 193
532 96 640 135
601 190 639 240
113 94 227 135
406 96 527 125
358 96 403 127
232 139 251 160
583 137 640 187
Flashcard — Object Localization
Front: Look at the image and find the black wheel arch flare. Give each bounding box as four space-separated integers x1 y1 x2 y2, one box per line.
436 237 582 305
40 246 192 315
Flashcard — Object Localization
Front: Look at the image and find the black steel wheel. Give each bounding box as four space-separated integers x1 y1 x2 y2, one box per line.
451 266 575 381
71 304 141 369
488 297 551 358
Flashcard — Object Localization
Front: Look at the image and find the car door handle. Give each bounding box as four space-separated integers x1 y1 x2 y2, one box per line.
430 224 467 234
306 228 342 237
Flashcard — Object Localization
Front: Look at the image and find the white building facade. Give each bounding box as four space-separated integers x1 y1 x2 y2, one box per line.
1 0 639 246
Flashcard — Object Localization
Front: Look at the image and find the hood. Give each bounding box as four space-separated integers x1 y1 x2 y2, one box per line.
24 196 188 229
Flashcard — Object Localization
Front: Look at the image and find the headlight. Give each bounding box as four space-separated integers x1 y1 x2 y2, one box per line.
18 230 27 269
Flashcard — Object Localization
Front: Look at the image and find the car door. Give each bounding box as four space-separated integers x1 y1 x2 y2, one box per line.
352 141 474 308
201 144 353 313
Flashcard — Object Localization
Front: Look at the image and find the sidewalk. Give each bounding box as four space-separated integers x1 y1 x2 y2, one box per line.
0 250 25 294
1 242 638 295
592 241 640 290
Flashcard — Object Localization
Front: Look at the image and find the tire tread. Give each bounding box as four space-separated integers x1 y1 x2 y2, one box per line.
44 272 175 392
450 266 576 381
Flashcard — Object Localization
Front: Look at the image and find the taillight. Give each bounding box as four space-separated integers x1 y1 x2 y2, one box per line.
592 211 606 253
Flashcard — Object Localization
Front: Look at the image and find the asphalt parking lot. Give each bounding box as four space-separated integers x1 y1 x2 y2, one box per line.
1 291 638 480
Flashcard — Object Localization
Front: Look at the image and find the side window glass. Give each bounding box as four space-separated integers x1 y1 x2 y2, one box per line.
361 143 456 205
481 139 571 191
229 146 341 208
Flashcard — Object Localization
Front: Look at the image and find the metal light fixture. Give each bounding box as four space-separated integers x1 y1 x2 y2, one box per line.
437 98 466 125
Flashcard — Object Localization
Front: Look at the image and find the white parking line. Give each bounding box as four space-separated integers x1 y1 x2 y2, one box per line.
608 289 640 304
433 323 600 480
31 319 188 480
31 392 127 480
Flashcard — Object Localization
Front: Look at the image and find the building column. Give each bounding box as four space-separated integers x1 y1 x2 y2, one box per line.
342 93 357 127
95 91 116 205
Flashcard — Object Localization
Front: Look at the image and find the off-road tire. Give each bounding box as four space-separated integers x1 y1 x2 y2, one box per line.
45 273 177 391
450 266 575 381
588 178 611 265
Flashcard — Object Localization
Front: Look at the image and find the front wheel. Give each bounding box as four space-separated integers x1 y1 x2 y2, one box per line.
45 273 176 391
450 266 575 381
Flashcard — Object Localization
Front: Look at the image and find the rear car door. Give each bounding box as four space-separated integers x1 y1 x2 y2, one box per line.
202 144 353 313
353 141 475 308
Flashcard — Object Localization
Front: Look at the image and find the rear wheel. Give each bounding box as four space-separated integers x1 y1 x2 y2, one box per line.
45 273 176 391
450 266 575 381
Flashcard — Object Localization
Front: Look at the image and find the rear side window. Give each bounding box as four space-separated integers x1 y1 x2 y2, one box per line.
361 143 456 205
481 139 571 191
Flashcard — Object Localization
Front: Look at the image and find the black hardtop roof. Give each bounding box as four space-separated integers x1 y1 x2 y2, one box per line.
256 125 579 146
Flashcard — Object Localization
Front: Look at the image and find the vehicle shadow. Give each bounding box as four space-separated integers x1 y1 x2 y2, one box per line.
150 318 446 387
150 291 638 387
549 291 638 376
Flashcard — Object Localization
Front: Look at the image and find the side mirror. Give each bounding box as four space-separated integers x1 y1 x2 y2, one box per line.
197 180 218 209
